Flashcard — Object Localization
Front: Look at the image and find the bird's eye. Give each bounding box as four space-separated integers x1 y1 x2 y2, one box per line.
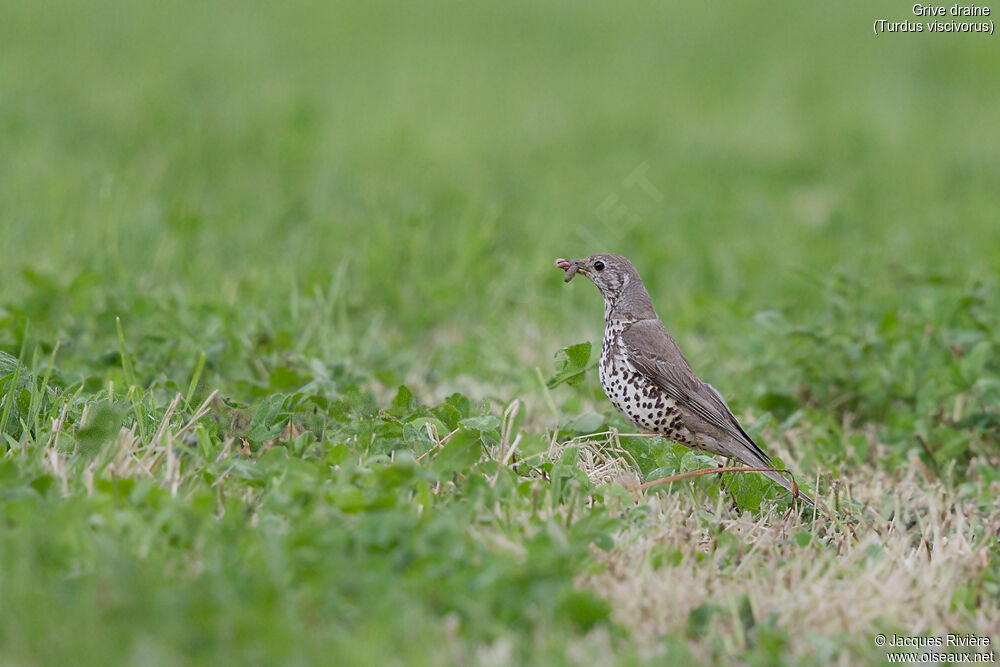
594 260 605 272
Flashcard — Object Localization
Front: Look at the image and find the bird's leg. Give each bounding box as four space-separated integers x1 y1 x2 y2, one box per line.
637 466 795 492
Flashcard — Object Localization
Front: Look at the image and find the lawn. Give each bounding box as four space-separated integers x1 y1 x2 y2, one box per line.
2 0 999 664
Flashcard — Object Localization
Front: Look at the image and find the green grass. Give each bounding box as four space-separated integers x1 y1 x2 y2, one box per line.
2 0 1000 664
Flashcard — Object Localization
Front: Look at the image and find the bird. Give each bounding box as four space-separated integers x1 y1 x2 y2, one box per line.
554 253 813 507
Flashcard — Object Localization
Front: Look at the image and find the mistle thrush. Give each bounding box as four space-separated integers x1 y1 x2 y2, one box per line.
555 253 813 507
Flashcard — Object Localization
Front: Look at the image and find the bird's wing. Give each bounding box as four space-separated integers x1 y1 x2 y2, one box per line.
621 319 774 466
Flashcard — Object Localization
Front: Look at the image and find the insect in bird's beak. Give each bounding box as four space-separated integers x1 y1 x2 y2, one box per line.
554 258 584 282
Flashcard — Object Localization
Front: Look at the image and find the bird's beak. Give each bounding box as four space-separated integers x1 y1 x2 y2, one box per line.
554 258 586 283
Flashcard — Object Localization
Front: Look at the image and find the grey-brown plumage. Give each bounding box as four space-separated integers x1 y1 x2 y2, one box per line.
555 253 813 507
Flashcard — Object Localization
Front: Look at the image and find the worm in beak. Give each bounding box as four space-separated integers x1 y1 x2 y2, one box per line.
554 258 580 282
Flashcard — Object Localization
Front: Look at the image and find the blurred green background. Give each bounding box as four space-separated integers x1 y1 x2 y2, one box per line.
4 0 998 385
2 1 1000 664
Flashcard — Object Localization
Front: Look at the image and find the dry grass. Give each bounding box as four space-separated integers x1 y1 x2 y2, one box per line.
575 456 999 664
546 431 645 490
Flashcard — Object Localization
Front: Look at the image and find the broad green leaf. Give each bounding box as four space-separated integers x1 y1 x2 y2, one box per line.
561 412 604 434
459 415 500 433
558 590 610 630
268 366 309 391
687 603 720 638
430 402 463 430
403 417 448 447
730 470 769 511
432 427 482 474
546 342 593 388
391 385 417 414
517 433 550 458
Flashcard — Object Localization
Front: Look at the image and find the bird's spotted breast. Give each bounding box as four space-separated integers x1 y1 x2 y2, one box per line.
599 321 690 443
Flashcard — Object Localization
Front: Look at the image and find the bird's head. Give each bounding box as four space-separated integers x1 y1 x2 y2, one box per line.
554 253 643 309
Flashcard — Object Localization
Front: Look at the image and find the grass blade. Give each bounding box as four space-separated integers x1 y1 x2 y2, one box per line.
116 316 137 388
185 351 207 411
